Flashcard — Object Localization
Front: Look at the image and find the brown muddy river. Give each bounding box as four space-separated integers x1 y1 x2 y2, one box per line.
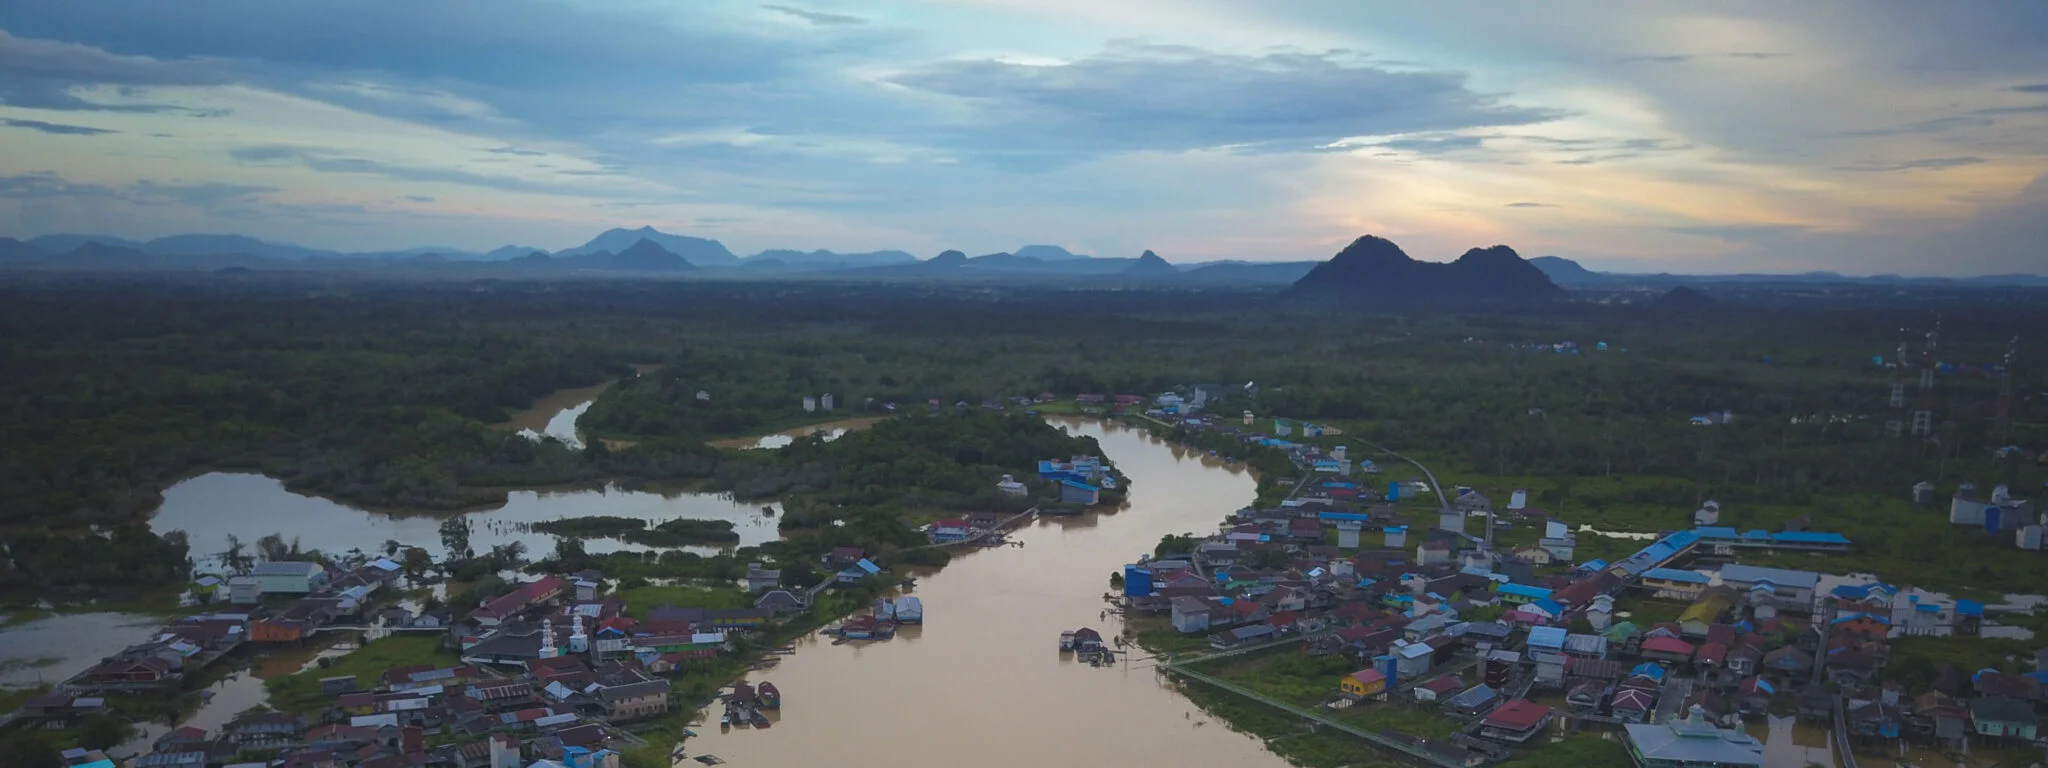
680 417 1297 768
708 417 885 450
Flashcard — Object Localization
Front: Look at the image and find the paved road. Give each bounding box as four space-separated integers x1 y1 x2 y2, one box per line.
1352 438 1451 514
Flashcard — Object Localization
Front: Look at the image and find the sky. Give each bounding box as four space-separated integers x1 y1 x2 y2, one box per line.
2 1 2047 274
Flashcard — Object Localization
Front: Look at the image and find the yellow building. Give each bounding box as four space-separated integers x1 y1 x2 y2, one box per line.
1341 668 1387 700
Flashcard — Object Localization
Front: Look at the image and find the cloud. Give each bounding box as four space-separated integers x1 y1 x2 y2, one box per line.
1972 104 2048 115
761 4 866 26
401 195 434 203
1832 156 1985 172
1619 52 1790 64
485 146 546 156
227 143 657 197
1503 202 1557 208
0 28 232 112
1833 117 1994 137
885 46 1565 162
1360 134 1486 154
0 116 117 135
0 170 273 208
2011 84 2048 93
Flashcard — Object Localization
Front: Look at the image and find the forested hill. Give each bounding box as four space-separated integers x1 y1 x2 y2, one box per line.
1286 235 1565 304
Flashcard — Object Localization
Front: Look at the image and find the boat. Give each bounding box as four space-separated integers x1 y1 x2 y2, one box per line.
1059 630 1076 651
719 714 731 728
749 709 770 728
757 682 781 710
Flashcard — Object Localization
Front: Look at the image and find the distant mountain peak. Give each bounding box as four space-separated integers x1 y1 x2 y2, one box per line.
1013 244 1089 261
929 249 968 267
1287 234 1564 304
560 226 737 266
1125 249 1179 277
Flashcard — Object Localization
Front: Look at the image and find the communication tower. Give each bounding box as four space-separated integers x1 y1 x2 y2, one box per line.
1885 333 1908 437
1910 315 1940 437
1995 337 2019 442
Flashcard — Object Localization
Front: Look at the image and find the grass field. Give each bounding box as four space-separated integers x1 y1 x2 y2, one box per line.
265 635 453 711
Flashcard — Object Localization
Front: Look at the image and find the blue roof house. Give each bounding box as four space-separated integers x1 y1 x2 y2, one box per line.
1061 479 1101 506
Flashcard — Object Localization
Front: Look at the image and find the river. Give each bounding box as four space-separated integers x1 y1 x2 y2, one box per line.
679 417 1297 768
708 417 885 450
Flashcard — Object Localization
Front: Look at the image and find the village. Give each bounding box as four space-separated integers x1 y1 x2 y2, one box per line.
1109 397 2048 768
9 535 948 768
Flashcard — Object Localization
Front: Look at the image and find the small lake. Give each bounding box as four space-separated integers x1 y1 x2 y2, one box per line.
152 473 781 568
0 612 164 688
708 417 885 450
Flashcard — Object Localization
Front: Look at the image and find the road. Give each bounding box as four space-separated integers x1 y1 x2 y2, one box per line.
1351 438 1451 514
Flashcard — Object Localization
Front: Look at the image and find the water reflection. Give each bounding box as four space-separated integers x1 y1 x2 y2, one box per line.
152 473 780 568
0 613 163 687
709 417 885 450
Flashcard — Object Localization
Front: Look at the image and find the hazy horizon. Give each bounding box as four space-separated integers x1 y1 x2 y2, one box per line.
3 2 2046 274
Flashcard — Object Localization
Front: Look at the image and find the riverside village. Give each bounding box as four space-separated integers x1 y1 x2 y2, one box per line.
7 390 2047 768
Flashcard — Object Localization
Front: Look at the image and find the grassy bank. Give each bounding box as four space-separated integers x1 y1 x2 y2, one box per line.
265 636 452 711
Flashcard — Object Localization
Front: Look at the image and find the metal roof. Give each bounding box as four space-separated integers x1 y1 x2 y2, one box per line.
1717 564 1820 590
1623 718 1764 766
1642 568 1711 584
1527 627 1567 650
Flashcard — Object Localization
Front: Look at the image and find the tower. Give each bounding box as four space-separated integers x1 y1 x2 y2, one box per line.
1911 317 1941 437
1995 336 2018 442
539 618 557 659
569 614 588 654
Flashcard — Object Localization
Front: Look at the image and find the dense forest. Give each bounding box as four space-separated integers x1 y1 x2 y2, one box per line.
0 273 2040 598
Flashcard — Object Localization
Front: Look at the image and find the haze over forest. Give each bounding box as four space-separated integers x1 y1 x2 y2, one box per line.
3 3 2048 275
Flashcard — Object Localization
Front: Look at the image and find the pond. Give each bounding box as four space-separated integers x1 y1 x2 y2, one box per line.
677 417 1298 768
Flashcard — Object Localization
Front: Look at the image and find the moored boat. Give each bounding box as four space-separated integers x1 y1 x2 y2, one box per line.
757 682 781 710
1059 630 1076 651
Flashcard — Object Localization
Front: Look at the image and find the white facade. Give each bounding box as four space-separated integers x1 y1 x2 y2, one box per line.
802 397 817 412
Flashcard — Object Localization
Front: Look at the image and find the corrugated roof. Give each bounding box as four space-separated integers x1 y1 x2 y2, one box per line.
1718 564 1819 590
1527 627 1567 649
1643 568 1711 584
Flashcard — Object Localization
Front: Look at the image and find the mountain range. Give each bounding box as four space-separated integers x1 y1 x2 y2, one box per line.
4 226 2042 288
1287 235 1564 303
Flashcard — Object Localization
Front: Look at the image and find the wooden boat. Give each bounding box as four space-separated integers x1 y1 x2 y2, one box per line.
749 710 770 728
757 682 781 710
719 714 731 728
1059 630 1076 651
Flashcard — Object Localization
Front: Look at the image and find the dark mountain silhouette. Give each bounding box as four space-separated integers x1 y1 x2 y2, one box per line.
30 233 145 253
1124 250 1179 278
0 237 45 262
557 226 737 266
484 245 546 260
928 249 969 268
1013 244 1090 261
609 238 695 271
1286 235 1565 303
1529 255 1613 285
1648 286 1717 314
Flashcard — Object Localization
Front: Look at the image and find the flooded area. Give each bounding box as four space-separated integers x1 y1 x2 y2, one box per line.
497 381 614 450
152 473 781 567
709 417 885 450
1755 715 1836 768
679 417 1296 768
0 612 163 687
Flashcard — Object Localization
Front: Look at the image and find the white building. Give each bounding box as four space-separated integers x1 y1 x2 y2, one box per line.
802 396 817 412
1694 500 1721 526
821 393 834 411
996 474 1028 496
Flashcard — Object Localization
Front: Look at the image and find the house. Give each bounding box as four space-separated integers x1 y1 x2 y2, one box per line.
1969 695 2039 740
1762 646 1812 675
1566 680 1606 713
1480 700 1554 744
1417 541 1452 567
996 474 1028 496
1611 685 1658 723
1680 590 1734 637
930 519 972 543
1641 568 1711 601
1735 676 1776 715
836 558 883 584
1495 583 1551 605
1563 633 1608 659
227 577 263 605
1443 683 1501 717
1587 594 1617 631
253 561 327 595
1170 596 1212 634
1640 636 1696 664
744 563 781 593
1623 707 1765 767
1414 676 1462 703
596 680 669 721
1717 564 1820 612
1526 626 1568 655
1210 624 1276 650
1390 639 1435 679
754 590 804 616
1340 668 1387 700
1060 480 1101 506
469 576 567 627
825 547 866 568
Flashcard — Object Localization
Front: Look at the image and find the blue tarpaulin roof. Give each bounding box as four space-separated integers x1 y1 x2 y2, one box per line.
1061 479 1099 491
1772 531 1851 544
855 558 881 574
1957 599 1985 617
1319 512 1373 522
1497 583 1552 599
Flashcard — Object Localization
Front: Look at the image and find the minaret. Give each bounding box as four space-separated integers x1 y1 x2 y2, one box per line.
539 618 557 659
569 614 588 654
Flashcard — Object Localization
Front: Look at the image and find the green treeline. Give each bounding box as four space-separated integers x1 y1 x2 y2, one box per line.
0 276 2040 598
